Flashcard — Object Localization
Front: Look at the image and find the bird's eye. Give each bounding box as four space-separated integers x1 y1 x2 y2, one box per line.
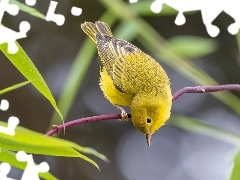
147 117 151 123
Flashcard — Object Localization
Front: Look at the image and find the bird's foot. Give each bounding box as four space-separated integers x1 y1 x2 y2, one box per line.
52 124 59 136
115 105 128 121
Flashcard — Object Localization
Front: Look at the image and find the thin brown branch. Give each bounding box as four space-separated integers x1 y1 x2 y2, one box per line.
172 84 240 101
46 84 240 136
45 114 131 136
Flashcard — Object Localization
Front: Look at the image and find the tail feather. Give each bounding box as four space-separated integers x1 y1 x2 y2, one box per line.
81 22 98 43
81 21 113 43
95 21 113 37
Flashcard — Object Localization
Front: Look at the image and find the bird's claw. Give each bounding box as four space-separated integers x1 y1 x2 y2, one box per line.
116 106 128 121
120 110 128 121
52 124 59 136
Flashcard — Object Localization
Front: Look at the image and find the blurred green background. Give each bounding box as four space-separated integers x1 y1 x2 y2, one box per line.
1 0 240 179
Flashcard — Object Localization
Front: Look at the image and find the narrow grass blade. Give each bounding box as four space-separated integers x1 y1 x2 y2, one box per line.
9 0 45 19
0 80 33 95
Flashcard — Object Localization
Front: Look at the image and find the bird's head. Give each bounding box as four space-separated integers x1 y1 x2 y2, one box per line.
131 93 172 146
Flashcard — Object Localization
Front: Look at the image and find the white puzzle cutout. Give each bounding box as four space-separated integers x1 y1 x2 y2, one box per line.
0 163 17 180
16 151 50 180
25 0 36 6
0 0 30 54
46 1 65 26
0 99 9 111
0 152 50 180
71 6 82 16
0 116 19 136
129 0 138 3
0 0 82 54
0 100 19 136
0 21 30 54
0 0 19 22
150 0 240 37
0 99 18 179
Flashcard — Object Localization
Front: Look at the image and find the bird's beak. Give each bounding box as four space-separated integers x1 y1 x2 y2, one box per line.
146 134 151 146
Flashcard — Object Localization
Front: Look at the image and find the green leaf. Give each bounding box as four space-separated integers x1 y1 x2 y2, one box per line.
0 121 108 169
231 150 240 180
168 36 217 59
0 149 57 180
0 80 33 95
9 0 45 19
0 41 63 121
50 10 118 126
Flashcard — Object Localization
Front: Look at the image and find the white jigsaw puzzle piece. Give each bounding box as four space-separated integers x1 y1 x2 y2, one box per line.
150 0 240 37
0 0 31 54
129 0 138 3
0 21 30 54
46 0 65 26
25 0 36 6
16 151 50 180
0 163 17 180
0 0 19 22
0 116 19 136
71 6 82 16
0 99 9 111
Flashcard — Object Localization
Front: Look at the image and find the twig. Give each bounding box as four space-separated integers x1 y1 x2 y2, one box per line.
172 84 240 101
46 84 240 136
46 114 131 136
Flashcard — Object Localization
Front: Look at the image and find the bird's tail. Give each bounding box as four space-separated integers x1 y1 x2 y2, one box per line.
81 21 113 43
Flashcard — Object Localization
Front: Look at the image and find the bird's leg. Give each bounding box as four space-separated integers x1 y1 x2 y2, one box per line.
115 105 128 121
52 124 59 136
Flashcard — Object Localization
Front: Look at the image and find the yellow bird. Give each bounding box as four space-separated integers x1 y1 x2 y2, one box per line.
81 21 172 146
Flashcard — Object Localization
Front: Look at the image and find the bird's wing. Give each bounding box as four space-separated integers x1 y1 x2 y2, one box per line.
96 34 141 93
